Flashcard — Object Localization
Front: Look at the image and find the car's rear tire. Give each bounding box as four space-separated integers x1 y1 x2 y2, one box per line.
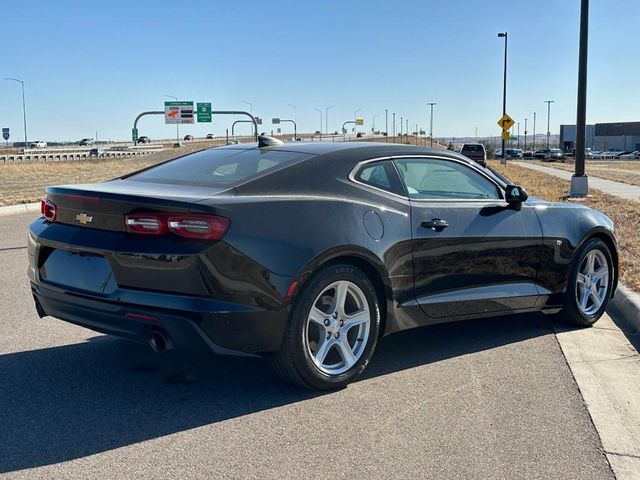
270 263 381 390
560 238 613 327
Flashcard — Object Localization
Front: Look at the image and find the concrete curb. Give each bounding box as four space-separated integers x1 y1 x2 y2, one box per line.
609 283 640 335
0 202 40 218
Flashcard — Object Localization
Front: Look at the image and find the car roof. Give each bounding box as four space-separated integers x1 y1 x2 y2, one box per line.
214 141 477 164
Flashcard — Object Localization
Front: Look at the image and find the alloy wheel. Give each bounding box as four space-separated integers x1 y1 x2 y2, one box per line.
575 249 609 316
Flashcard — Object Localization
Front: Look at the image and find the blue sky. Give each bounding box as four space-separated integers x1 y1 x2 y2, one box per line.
0 0 638 142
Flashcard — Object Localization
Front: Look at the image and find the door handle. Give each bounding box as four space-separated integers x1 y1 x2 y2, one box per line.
421 218 449 231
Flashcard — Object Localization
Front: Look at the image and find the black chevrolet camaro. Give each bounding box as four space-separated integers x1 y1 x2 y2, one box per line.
28 138 618 390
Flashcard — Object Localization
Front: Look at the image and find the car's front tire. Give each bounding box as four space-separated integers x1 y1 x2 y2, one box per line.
561 238 614 327
270 263 381 390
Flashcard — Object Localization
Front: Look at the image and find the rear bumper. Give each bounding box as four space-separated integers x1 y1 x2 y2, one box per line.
31 281 289 356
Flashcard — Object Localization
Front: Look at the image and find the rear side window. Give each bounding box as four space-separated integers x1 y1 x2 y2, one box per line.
461 144 484 153
128 148 313 187
354 160 404 195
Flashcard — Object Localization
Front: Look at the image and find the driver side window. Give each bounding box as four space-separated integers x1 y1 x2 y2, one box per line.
394 158 501 200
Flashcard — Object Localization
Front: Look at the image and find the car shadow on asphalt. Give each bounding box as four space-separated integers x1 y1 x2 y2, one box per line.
0 312 553 473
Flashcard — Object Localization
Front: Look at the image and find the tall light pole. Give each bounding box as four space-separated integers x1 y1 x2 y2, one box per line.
353 108 362 135
385 109 388 142
400 116 403 138
524 118 528 150
517 122 520 149
545 100 555 150
475 126 478 141
533 112 537 150
241 100 253 115
427 102 437 147
314 108 323 139
5 78 27 148
164 94 179 143
497 32 508 163
392 112 396 142
325 105 335 135
570 0 590 197
287 104 297 123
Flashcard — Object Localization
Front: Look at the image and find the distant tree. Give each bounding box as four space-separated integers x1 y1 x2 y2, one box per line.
481 140 495 159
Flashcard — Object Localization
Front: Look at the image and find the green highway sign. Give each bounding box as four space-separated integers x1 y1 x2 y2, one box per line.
132 128 138 142
197 102 212 123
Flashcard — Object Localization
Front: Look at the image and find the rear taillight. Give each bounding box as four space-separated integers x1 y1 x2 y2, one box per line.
124 213 229 240
41 198 57 222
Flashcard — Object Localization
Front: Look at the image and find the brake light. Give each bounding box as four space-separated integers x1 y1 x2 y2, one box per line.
124 213 229 240
41 198 57 222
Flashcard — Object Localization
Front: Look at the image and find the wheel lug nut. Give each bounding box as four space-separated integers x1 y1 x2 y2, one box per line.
324 319 330 326
340 320 344 326
335 332 340 338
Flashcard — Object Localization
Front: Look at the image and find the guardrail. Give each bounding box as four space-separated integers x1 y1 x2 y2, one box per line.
0 149 158 163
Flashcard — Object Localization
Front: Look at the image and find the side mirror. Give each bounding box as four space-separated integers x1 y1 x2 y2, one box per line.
505 184 528 204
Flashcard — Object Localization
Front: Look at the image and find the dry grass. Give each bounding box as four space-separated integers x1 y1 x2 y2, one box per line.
490 160 640 292
528 160 640 186
0 142 223 206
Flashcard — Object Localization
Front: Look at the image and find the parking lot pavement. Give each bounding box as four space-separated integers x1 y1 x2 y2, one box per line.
0 213 614 479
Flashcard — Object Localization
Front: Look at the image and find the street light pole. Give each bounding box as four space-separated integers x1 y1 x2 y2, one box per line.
5 78 27 148
533 112 537 150
325 105 335 135
570 0 590 197
241 101 253 115
498 32 508 164
385 109 388 142
372 115 379 134
517 122 520 149
524 118 528 150
400 116 403 139
314 108 323 140
392 113 396 142
353 108 362 135
427 102 437 147
545 100 555 150
287 104 297 124
164 94 179 143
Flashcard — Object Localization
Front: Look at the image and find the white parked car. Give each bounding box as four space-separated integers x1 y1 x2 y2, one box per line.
29 140 47 148
619 151 640 159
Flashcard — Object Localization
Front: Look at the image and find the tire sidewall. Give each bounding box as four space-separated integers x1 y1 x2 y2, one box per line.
566 238 613 325
290 264 380 390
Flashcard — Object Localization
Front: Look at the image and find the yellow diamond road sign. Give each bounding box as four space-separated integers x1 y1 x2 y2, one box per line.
501 130 511 140
498 114 515 131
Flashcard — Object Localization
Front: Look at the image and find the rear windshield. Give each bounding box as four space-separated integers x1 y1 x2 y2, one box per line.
127 147 313 187
461 144 484 152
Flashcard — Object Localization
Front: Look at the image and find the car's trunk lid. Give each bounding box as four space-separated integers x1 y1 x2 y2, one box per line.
46 179 231 232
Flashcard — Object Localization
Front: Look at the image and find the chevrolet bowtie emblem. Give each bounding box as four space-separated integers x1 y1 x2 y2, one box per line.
75 213 94 225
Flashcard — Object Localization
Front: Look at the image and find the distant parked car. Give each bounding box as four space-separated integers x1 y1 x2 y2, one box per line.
356 132 364 138
78 138 95 146
206 134 215 139
541 148 565 162
137 136 151 144
523 150 535 159
183 135 194 141
460 143 487 166
29 140 47 149
620 151 640 159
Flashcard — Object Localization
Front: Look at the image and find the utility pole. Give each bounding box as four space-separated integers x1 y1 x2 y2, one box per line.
545 100 555 150
524 118 528 150
570 0 590 197
498 32 508 164
517 122 520 149
400 116 403 139
427 102 437 147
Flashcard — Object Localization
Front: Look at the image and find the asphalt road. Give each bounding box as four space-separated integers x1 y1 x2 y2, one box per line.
0 212 614 479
